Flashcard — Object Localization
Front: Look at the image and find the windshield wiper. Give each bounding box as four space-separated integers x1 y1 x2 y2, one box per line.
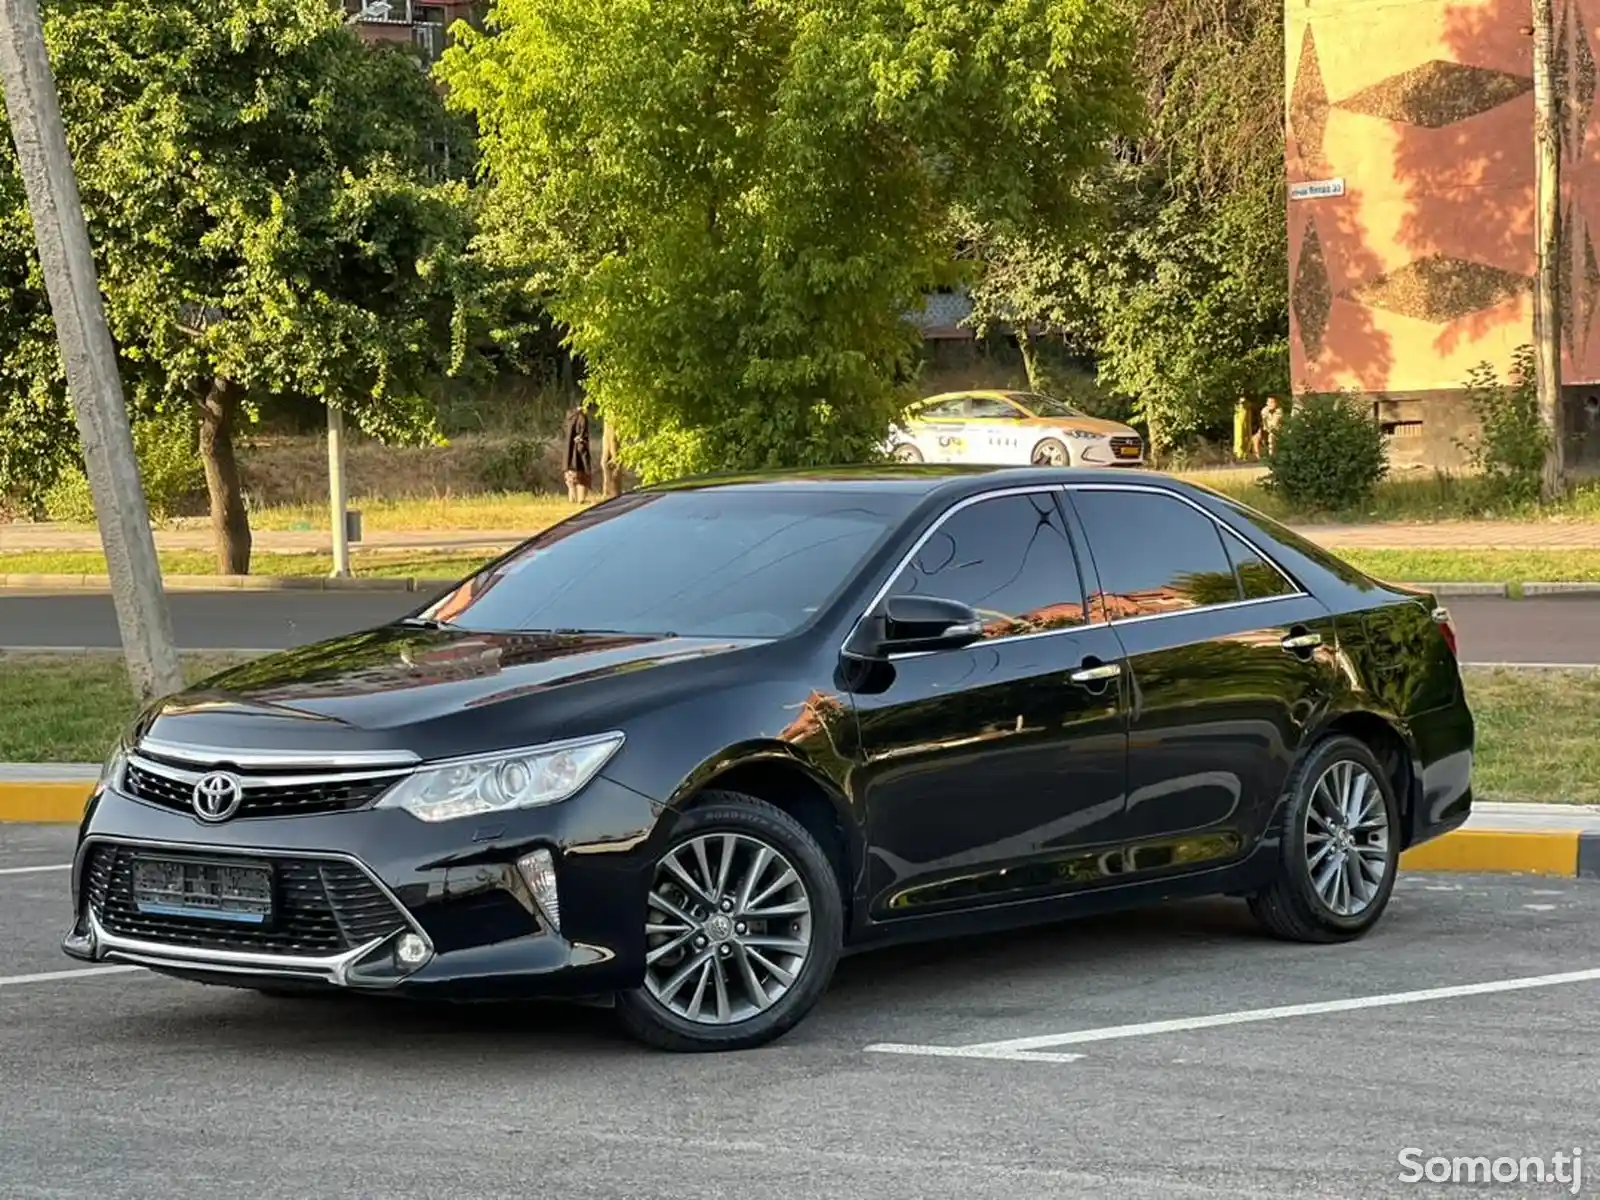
396 616 460 632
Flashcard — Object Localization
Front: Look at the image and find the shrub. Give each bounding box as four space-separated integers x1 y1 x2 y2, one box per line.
43 410 207 523
1459 344 1548 505
475 436 548 493
1263 392 1388 513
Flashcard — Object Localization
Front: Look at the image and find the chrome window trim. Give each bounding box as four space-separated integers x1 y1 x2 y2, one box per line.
841 479 1317 662
135 737 421 771
73 833 434 984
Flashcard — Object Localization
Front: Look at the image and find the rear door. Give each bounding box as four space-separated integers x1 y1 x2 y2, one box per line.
848 487 1130 919
1061 484 1344 876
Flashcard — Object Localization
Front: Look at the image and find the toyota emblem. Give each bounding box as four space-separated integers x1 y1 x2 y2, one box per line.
192 771 244 822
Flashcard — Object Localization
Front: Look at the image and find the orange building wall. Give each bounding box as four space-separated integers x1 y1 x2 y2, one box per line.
1286 0 1600 464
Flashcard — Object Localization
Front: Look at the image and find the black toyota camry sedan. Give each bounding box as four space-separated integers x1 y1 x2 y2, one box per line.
63 466 1474 1051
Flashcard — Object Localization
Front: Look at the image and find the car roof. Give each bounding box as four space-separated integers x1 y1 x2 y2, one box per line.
640 463 1181 498
919 389 1034 405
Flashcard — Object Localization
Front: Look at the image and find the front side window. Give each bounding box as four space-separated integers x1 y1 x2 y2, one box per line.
967 396 1023 419
1069 489 1243 618
417 489 915 639
886 492 1088 638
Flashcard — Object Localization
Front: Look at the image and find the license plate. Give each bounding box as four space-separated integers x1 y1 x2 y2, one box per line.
1115 444 1141 458
131 857 273 925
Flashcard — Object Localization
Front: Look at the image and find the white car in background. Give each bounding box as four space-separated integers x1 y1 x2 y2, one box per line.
886 389 1145 468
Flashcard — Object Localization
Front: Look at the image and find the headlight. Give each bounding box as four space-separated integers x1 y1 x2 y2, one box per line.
1062 429 1101 440
96 738 129 795
374 733 625 823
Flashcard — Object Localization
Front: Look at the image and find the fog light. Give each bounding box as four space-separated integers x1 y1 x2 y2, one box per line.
516 848 561 933
395 933 430 969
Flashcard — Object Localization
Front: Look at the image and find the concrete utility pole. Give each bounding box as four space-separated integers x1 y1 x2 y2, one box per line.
1531 0 1567 500
0 0 184 701
326 403 351 577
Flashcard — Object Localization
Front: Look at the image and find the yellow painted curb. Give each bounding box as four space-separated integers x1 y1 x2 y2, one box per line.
1400 829 1580 877
0 782 90 825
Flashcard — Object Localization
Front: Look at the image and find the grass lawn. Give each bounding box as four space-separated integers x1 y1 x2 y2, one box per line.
8 546 1600 585
0 549 492 581
23 469 1600 536
2 656 1596 805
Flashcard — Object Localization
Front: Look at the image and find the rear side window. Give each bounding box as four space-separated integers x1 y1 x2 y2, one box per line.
886 492 1088 638
1220 529 1298 600
1068 489 1242 617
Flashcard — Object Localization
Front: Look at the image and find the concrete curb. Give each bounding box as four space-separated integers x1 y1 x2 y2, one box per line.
0 778 1595 878
1520 581 1600 596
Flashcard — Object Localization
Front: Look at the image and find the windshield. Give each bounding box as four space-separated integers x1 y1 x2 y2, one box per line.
1017 393 1088 419
413 488 915 638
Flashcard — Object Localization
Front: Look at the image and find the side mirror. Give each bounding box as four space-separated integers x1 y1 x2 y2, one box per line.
844 595 986 659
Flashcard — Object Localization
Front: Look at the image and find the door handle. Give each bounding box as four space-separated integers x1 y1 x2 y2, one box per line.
1281 632 1322 651
1070 662 1122 684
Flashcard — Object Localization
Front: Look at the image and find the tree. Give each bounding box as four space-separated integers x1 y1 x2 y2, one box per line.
0 0 484 569
439 0 1139 482
961 0 1287 459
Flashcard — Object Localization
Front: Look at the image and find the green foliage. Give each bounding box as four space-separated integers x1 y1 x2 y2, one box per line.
439 0 1139 481
1264 393 1389 513
965 0 1286 456
0 0 491 517
1460 345 1549 505
43 412 206 523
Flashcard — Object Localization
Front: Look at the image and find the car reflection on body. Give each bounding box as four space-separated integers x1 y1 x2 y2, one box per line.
65 466 1473 1051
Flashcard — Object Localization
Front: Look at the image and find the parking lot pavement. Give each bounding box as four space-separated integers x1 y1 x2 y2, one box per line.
3 833 1598 1200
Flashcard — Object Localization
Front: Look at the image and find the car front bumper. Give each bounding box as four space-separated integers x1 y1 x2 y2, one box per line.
62 774 673 1000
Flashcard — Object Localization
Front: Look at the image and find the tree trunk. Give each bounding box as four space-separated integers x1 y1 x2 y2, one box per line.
198 378 251 574
601 419 622 499
1532 0 1566 500
1017 331 1041 390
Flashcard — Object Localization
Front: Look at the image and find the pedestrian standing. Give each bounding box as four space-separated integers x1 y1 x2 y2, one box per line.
563 401 594 503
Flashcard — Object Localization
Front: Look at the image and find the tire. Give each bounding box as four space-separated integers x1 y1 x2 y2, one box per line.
891 442 923 463
615 792 844 1052
1247 734 1401 944
1031 437 1070 467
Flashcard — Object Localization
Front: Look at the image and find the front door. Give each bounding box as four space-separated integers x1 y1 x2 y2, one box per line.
1062 485 1345 876
847 488 1130 920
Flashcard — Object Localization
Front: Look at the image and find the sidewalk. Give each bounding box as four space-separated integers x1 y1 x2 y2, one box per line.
1 765 1595 876
3 518 1600 555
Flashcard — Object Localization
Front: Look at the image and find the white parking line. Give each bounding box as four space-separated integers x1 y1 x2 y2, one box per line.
865 966 1600 1064
0 966 142 989
0 864 70 877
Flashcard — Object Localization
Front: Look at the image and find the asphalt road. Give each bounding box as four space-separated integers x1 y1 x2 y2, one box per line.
3 824 1598 1198
1 590 1598 664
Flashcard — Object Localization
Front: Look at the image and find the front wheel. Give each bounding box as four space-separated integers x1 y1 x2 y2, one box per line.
1247 735 1401 943
890 442 923 463
1031 437 1071 467
615 793 844 1052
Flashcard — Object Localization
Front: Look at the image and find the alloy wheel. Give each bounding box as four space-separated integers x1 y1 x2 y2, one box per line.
643 833 814 1025
1031 440 1068 467
1303 759 1391 917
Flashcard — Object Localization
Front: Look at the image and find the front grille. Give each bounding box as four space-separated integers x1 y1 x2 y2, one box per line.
85 844 409 957
122 759 399 819
1110 435 1143 459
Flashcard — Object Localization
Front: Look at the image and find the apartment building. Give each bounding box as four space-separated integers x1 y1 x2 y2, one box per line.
342 0 483 67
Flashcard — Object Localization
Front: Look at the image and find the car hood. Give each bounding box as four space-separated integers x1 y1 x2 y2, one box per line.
134 624 766 760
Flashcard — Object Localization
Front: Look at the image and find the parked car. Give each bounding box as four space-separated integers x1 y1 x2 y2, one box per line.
64 466 1473 1052
887 389 1145 468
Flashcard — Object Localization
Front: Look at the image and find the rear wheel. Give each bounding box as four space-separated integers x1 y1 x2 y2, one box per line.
1247 735 1400 943
615 793 843 1052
